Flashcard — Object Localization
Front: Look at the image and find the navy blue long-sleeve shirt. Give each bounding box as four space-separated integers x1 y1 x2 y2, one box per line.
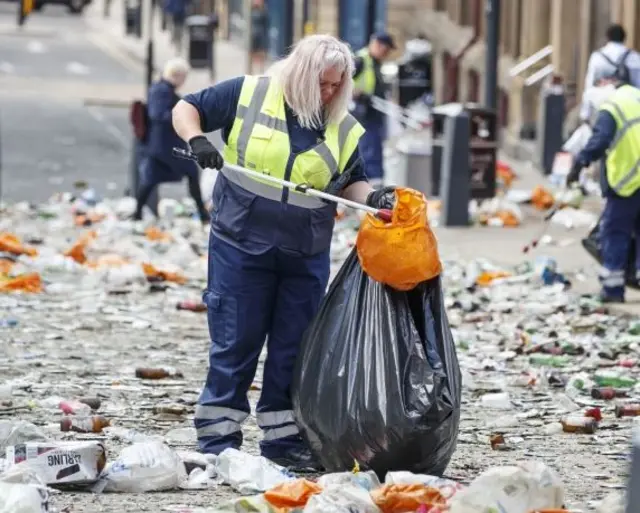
575 110 617 194
182 77 369 186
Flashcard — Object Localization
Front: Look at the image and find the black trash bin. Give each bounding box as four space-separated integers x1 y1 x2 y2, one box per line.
125 2 142 37
186 14 218 70
467 103 498 199
429 103 497 199
397 40 432 109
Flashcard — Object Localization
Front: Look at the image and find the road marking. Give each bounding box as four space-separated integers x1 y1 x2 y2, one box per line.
26 40 46 54
0 62 14 74
66 61 90 75
87 106 130 149
86 32 142 74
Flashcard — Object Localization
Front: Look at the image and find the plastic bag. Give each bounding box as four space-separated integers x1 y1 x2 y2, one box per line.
263 479 322 510
215 448 295 494
356 188 442 291
303 485 381 513
96 441 187 492
371 483 447 513
449 461 564 513
292 249 461 478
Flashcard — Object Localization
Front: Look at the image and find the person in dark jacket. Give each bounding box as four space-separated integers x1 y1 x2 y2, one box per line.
134 58 210 223
351 32 396 184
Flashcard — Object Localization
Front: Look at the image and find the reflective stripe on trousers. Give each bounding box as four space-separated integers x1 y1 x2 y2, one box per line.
194 405 248 439
256 410 300 441
194 406 299 441
599 267 625 288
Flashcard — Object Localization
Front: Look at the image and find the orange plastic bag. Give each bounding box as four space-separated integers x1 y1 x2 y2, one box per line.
531 185 554 210
371 483 447 513
263 478 322 511
141 263 187 284
0 233 37 257
0 259 13 274
0 273 42 293
145 226 173 242
356 188 441 291
64 230 97 264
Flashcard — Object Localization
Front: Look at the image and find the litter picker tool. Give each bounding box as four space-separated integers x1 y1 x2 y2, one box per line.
172 147 393 222
522 184 586 253
522 204 563 254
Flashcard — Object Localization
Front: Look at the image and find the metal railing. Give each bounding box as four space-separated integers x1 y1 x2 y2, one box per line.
509 45 553 77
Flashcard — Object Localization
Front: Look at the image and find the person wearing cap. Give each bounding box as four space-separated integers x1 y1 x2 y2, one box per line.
567 71 640 303
352 32 396 184
172 34 399 471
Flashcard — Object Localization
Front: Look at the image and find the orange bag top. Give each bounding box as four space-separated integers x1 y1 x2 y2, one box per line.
356 188 442 291
371 483 447 513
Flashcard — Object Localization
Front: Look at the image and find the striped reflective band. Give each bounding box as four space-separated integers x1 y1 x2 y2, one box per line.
599 267 625 288
604 99 640 149
256 410 299 441
194 405 249 439
234 77 360 186
613 157 640 194
221 166 327 209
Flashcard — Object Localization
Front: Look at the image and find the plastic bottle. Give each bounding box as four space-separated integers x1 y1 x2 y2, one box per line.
59 397 101 414
59 400 91 416
615 404 640 418
560 416 597 434
135 367 184 379
529 355 570 368
591 387 628 400
593 375 637 388
0 319 18 328
60 415 110 433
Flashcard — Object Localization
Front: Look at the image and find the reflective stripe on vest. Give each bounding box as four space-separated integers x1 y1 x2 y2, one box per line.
354 48 376 95
223 75 365 209
599 85 640 197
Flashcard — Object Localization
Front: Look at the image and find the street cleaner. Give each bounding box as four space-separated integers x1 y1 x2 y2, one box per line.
351 32 396 185
171 34 399 471
567 71 640 303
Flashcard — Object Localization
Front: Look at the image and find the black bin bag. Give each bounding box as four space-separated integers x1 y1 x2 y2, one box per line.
291 249 461 478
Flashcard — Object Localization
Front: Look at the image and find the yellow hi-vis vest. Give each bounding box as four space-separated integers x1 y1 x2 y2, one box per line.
600 84 640 197
353 48 376 95
222 75 365 209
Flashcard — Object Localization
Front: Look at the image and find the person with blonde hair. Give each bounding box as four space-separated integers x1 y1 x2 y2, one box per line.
172 34 398 470
133 57 210 223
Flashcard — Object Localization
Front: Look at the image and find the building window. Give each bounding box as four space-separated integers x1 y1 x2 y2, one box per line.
435 0 446 11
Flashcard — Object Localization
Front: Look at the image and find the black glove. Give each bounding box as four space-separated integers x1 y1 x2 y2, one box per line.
189 136 224 170
566 161 584 187
366 186 397 210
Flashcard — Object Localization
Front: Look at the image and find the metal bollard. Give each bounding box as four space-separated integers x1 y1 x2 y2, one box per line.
537 76 565 175
440 108 471 227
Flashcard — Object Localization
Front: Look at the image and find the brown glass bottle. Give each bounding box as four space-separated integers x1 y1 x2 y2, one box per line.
60 415 110 433
561 416 597 434
135 367 183 379
615 404 640 418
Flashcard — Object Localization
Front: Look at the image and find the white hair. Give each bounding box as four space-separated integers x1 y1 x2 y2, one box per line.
267 34 354 130
162 58 190 81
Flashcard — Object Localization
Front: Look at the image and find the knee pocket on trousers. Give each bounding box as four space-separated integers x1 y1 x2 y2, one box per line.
203 290 237 348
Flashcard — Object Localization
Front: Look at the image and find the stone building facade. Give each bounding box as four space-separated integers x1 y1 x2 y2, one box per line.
216 0 640 149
